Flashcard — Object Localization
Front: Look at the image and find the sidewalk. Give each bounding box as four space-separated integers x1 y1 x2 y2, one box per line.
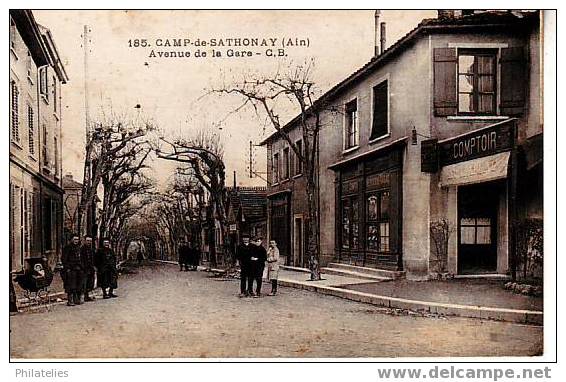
278 268 543 325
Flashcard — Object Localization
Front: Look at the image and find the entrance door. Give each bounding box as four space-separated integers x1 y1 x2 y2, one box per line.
294 216 304 267
457 182 501 274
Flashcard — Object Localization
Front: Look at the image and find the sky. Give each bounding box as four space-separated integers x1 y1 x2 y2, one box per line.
33 10 436 188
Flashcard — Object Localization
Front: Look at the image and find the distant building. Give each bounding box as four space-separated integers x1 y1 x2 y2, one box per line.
262 10 542 279
10 10 68 271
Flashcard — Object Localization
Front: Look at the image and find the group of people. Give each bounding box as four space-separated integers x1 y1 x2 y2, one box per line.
61 235 118 306
178 240 201 271
236 235 280 298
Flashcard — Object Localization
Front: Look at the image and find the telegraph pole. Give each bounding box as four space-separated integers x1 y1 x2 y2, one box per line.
79 25 92 237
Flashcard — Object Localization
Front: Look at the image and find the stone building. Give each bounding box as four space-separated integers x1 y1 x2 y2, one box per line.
9 10 68 271
262 10 542 279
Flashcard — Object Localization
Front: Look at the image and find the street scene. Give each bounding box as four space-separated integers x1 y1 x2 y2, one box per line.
9 10 545 359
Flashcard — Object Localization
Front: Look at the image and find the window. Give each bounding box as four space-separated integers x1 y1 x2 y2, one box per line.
52 76 57 112
26 51 33 80
42 123 49 168
27 105 35 155
344 99 359 149
39 68 48 100
458 51 496 114
341 197 359 250
460 217 492 245
294 140 303 176
282 147 290 180
11 81 20 142
10 17 16 50
54 136 59 176
370 80 388 141
366 191 390 252
272 152 279 184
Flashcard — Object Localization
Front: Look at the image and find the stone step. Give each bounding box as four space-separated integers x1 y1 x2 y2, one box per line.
320 267 392 282
326 262 405 279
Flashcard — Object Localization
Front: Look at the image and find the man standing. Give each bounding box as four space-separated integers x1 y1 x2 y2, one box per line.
248 236 267 298
81 236 96 302
95 238 118 299
236 235 252 297
61 235 84 306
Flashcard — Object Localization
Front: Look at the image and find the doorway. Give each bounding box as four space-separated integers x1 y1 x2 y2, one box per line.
457 181 502 274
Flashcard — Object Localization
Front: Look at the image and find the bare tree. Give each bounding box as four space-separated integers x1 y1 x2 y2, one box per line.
156 130 227 268
213 60 337 280
77 112 154 239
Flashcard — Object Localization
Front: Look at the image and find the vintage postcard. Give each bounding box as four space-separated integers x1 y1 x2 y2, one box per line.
8 9 553 365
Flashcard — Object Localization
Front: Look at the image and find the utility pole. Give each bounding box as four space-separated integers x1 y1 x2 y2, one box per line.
248 140 268 183
79 25 92 237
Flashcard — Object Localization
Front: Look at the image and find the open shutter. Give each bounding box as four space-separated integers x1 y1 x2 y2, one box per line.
433 48 458 116
500 47 526 116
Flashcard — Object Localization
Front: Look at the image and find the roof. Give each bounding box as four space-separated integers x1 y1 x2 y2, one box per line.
10 10 50 66
38 25 69 83
227 187 267 222
259 10 539 146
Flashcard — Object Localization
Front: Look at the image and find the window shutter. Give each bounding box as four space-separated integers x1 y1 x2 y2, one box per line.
500 47 526 116
370 81 389 140
433 48 458 116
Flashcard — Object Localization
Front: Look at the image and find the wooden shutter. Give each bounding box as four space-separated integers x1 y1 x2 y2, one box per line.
433 48 458 116
500 47 526 116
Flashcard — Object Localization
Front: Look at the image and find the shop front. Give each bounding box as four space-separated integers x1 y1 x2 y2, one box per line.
429 119 518 276
330 140 405 270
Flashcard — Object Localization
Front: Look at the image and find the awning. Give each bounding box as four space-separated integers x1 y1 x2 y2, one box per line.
439 151 510 187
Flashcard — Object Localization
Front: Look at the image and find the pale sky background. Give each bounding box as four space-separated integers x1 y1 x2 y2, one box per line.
33 10 436 188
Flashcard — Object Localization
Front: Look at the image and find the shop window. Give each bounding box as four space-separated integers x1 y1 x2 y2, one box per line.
458 50 496 114
344 99 359 149
370 80 388 141
460 217 491 245
341 197 359 250
366 191 390 252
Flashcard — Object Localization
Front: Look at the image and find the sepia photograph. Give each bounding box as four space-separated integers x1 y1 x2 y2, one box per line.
7 8 553 363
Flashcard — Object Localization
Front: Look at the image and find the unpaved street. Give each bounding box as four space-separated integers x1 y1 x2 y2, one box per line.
10 264 543 358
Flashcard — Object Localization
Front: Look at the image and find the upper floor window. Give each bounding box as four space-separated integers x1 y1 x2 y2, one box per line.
282 147 290 180
10 17 16 50
458 50 496 115
54 136 59 176
11 81 20 143
52 76 58 113
42 123 49 168
344 99 359 149
26 51 33 81
370 80 389 141
272 152 279 184
433 47 526 117
294 139 303 176
39 67 49 100
27 104 35 156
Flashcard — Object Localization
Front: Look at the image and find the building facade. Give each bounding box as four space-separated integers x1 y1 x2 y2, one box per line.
10 10 68 272
263 10 542 279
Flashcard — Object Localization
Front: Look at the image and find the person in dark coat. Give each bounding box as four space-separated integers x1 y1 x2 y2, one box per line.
81 235 96 302
95 238 118 299
189 242 201 271
236 235 252 297
248 236 267 298
178 241 190 271
61 235 84 306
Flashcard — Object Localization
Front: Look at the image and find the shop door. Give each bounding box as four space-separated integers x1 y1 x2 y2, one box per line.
457 182 500 274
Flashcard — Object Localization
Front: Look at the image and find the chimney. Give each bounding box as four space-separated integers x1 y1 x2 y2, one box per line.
374 10 381 56
233 170 237 189
380 22 386 55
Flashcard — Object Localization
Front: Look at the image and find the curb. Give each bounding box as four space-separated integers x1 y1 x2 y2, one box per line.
278 278 543 325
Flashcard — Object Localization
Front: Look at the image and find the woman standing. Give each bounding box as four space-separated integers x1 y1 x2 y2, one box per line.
266 240 280 296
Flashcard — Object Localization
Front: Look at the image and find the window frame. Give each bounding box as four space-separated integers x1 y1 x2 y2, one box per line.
282 147 290 180
456 49 498 116
365 189 390 253
369 76 390 143
344 98 359 150
11 81 20 144
272 152 280 184
294 139 303 176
